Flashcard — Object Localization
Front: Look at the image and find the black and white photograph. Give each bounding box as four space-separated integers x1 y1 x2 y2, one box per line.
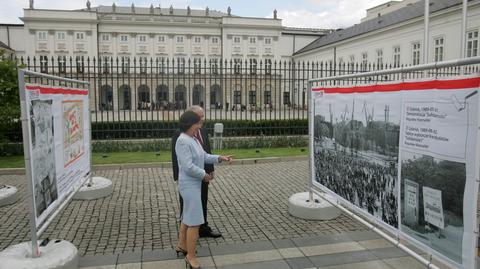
313 93 400 227
400 150 465 263
30 99 58 218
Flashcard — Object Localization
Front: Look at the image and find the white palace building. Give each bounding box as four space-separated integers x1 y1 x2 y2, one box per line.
0 0 478 118
0 1 329 115
0 2 327 63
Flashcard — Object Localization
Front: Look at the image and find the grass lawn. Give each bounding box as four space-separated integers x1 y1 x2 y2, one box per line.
0 147 308 168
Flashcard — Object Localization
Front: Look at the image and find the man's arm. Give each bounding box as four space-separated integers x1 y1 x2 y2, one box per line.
201 127 214 174
171 130 181 181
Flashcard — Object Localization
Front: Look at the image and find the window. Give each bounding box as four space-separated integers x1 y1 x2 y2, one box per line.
361 52 368 70
157 87 168 102
176 36 184 43
249 90 256 105
249 37 256 44
158 35 166 43
234 91 242 105
210 58 219 74
139 57 148 74
211 37 219 44
177 57 185 74
58 56 66 73
349 55 355 63
102 56 110 74
56 32 66 40
234 58 242 74
264 38 271 45
467 30 479 57
376 49 383 68
233 37 241 43
264 89 271 105
121 56 130 74
75 32 85 41
434 37 444 62
194 37 202 44
40 55 48 73
412 42 421 65
138 35 147 43
283 91 291 106
120 35 128 42
75 56 84 73
265 59 272 75
249 58 257 75
156 57 165 74
101 34 110 42
38 31 47 41
393 46 401 67
194 58 202 74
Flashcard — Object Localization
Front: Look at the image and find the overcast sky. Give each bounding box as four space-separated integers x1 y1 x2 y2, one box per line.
2 0 392 29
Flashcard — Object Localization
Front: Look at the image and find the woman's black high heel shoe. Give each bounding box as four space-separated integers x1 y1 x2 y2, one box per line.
185 257 201 269
175 246 187 257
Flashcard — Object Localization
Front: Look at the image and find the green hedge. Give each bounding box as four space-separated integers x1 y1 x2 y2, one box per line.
0 119 308 141
1 135 308 156
92 135 308 153
0 142 23 156
91 119 307 140
0 119 308 155
92 139 171 153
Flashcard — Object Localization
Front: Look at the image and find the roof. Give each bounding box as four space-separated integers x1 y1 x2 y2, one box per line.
366 0 402 11
294 0 463 55
80 5 230 18
0 23 24 27
282 26 332 32
0 41 14 52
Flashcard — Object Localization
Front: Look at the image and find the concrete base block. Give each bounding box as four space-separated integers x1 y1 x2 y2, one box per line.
0 239 78 269
0 185 19 207
288 191 341 220
73 176 113 200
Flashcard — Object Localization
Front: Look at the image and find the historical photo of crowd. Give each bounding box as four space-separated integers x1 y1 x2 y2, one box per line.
313 94 400 227
30 99 59 218
400 151 465 263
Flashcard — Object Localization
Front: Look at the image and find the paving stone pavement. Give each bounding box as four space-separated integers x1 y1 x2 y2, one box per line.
0 160 366 256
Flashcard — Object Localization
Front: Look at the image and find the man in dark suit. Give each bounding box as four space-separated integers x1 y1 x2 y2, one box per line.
172 105 222 238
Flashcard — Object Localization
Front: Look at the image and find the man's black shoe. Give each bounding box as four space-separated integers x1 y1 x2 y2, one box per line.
199 227 222 238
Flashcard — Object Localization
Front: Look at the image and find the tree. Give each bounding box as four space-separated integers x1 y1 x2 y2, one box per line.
0 50 21 141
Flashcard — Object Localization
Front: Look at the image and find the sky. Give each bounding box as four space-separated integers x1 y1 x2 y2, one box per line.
2 0 392 29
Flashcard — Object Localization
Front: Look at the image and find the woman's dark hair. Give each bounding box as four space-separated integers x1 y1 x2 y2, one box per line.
179 111 200 132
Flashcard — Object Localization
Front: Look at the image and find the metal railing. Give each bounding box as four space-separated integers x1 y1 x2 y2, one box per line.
3 55 479 141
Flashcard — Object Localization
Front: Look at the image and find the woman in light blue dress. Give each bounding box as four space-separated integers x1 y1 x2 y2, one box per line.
175 111 232 269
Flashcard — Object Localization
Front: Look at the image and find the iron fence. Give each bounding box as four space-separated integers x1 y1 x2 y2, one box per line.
4 55 479 140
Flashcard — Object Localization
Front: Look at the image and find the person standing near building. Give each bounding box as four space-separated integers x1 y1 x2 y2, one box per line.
174 110 232 269
172 105 222 238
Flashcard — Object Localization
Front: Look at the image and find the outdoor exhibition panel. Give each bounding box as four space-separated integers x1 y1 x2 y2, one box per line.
310 76 480 269
20 83 91 229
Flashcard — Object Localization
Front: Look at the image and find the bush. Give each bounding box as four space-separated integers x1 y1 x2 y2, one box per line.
1 135 308 156
0 142 24 156
91 135 307 153
0 52 22 142
91 119 308 140
0 119 308 154
92 139 170 153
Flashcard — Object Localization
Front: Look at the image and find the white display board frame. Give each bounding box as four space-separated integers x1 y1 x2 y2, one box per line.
18 69 91 257
308 57 480 269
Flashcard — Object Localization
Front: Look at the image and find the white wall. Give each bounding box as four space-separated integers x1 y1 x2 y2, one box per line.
0 25 25 55
294 2 480 65
4 7 326 62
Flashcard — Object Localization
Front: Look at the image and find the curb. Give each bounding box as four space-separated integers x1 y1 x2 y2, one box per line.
0 156 308 175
